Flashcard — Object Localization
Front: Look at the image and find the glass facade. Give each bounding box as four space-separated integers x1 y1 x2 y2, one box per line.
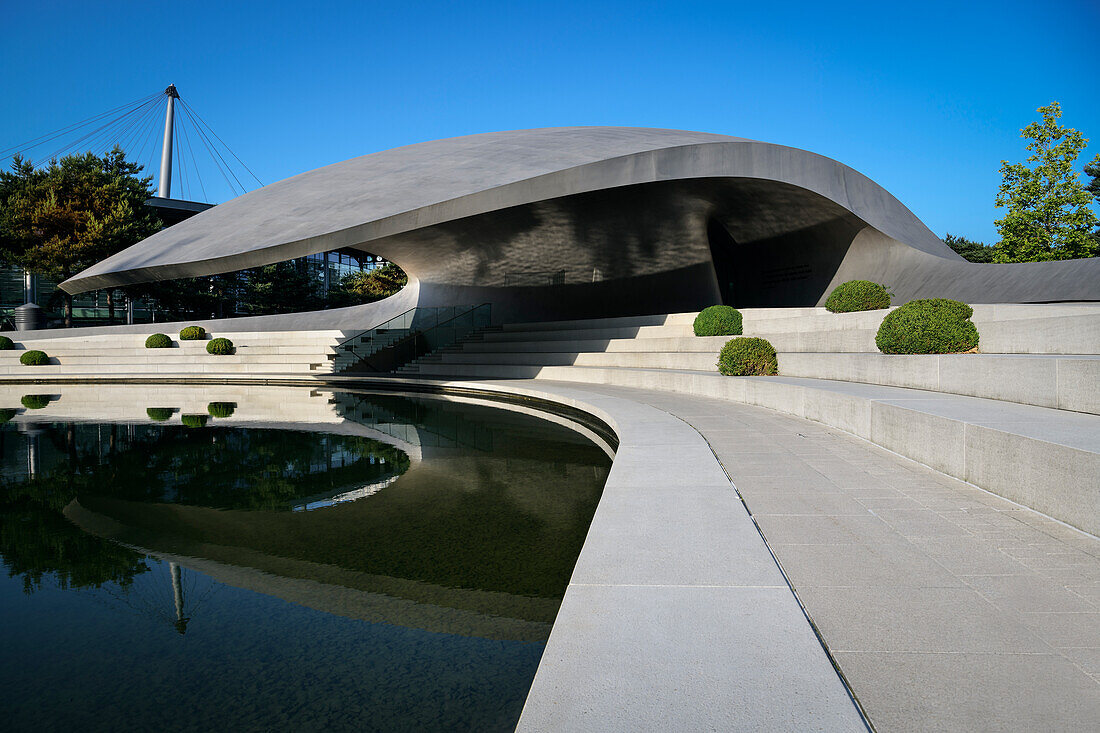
304 250 389 298
0 265 155 328
0 249 389 328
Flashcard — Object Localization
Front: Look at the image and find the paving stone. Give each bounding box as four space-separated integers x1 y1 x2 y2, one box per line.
771 541 962 589
831 651 1100 733
963 573 1100 614
797 586 1048 654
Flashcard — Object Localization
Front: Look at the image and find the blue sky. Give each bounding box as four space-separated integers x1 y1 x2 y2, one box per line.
2 0 1097 243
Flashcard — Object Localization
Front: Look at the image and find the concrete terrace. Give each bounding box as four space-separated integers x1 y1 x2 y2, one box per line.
1 303 1098 730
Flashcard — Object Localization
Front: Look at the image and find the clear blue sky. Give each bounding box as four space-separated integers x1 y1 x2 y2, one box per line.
2 0 1097 243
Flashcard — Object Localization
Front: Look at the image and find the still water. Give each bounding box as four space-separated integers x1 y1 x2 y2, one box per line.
0 386 612 732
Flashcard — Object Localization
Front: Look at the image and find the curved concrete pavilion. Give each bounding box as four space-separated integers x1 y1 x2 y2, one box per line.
63 127 1099 323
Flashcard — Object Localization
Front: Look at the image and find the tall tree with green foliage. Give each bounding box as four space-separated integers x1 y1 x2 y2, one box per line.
993 103 1098 263
0 148 161 325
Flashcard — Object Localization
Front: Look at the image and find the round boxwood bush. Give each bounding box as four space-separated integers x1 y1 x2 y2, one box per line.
146 407 175 421
0 335 13 350
693 305 743 337
207 401 236 418
181 414 209 428
825 280 892 313
0 408 16 423
20 394 51 410
875 299 979 354
145 333 172 349
206 337 234 355
19 350 49 366
179 325 206 340
718 337 778 376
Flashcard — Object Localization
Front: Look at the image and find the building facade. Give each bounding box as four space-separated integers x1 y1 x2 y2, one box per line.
61 127 1100 325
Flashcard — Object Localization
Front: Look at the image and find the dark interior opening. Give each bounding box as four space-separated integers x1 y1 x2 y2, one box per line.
706 218 739 306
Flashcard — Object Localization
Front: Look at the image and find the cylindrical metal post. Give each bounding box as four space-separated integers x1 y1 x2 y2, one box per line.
157 85 179 198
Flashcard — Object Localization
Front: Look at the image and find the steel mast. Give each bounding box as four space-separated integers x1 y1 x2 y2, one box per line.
157 85 179 198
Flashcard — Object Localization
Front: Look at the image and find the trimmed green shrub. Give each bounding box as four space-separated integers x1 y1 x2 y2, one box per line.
206 337 234 355
718 337 778 376
19 350 49 366
693 305 743 337
181 414 209 428
207 401 236 418
875 299 979 354
146 407 175 421
0 335 13 350
180 325 206 340
0 408 16 423
825 280 892 313
145 333 172 349
20 394 51 410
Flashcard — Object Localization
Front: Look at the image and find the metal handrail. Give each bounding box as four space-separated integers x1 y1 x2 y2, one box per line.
335 303 491 373
334 305 416 350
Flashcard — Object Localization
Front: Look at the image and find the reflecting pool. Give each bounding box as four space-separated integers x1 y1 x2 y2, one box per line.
0 385 612 731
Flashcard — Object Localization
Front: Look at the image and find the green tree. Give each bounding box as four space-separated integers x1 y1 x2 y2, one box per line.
241 260 324 315
993 103 1098 263
1086 153 1100 253
943 233 997 263
338 262 408 302
0 148 161 325
1085 153 1100 200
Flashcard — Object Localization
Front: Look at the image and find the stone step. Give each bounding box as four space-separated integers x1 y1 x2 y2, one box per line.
483 305 1099 353
3 334 343 351
501 312 700 331
778 352 1099 414
973 313 1100 354
408 351 1100 415
0 361 333 375
4 328 344 341
0 345 337 358
485 324 697 342
0 353 335 365
457 331 881 353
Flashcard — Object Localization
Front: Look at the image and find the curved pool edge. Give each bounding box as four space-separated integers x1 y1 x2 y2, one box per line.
0 373 867 730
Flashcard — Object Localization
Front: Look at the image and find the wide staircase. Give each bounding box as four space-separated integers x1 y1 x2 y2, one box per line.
0 329 346 377
397 303 1100 536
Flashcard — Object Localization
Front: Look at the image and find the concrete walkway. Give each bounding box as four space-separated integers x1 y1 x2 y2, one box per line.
516 380 1100 732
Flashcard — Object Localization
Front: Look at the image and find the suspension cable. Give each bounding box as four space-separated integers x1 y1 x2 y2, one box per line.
28 95 160 165
0 91 161 159
179 99 263 186
176 107 208 201
5 87 261 203
178 102 241 196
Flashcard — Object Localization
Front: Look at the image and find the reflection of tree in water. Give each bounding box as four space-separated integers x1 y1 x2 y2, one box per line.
0 472 215 633
0 498 150 593
0 421 410 604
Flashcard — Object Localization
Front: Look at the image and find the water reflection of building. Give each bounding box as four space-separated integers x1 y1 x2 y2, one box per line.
5 384 612 641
